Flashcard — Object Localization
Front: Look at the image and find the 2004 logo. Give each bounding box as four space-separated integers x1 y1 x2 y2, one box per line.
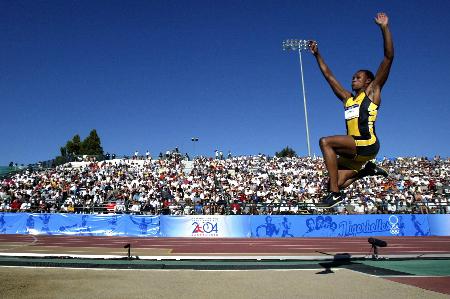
192 221 218 234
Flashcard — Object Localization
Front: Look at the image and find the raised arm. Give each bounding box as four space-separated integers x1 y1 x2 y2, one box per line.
368 12 394 103
309 41 352 102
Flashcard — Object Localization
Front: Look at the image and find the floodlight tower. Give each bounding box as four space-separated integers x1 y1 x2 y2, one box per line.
191 137 199 158
282 39 312 157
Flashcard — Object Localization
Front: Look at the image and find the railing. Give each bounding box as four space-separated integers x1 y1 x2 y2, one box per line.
2 201 448 215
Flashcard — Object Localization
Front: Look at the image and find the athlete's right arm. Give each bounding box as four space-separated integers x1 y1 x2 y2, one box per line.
309 41 352 102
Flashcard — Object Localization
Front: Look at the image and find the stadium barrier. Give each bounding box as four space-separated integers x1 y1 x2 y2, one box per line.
5 200 448 215
1 213 449 238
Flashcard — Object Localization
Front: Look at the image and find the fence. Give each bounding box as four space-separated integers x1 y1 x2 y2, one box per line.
3 200 449 216
1 213 449 238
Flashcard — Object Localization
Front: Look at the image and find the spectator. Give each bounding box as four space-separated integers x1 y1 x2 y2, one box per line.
67 202 75 213
19 200 31 212
130 201 141 214
10 199 21 212
0 154 448 215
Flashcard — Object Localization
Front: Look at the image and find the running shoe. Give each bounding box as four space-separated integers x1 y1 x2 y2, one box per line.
318 192 344 208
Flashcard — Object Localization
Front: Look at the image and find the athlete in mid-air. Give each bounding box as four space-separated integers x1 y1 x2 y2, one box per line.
309 12 394 207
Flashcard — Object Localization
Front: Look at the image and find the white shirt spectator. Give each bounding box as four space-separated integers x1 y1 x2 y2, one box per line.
20 202 31 211
130 202 141 213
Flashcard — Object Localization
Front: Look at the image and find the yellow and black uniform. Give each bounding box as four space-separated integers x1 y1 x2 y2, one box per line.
338 91 380 172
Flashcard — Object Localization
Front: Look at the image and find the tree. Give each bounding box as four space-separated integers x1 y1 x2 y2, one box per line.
275 146 297 158
55 130 104 166
54 155 67 166
81 129 103 155
65 134 81 156
60 147 67 157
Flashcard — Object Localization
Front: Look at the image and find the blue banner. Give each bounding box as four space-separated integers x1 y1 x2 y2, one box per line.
250 214 431 238
160 215 251 238
0 213 159 237
0 213 447 238
428 214 450 236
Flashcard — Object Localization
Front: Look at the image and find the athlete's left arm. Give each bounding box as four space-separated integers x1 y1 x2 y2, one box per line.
368 13 394 104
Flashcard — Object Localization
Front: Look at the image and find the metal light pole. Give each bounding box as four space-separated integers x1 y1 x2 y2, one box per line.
191 137 199 158
282 39 312 157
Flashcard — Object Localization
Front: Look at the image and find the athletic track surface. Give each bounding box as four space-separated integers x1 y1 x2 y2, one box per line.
1 235 450 296
1 235 449 257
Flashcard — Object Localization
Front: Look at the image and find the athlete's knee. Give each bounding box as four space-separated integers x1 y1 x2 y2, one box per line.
319 137 329 149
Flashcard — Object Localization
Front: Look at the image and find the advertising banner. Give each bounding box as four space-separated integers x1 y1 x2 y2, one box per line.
250 214 431 238
0 213 447 238
428 214 450 236
0 213 160 237
160 215 251 237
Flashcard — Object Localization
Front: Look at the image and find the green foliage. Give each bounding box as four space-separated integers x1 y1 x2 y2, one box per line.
81 130 103 155
54 155 68 166
65 134 82 156
275 146 297 158
60 146 67 157
58 129 103 162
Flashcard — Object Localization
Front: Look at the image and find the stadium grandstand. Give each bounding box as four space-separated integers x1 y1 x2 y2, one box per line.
1 152 448 215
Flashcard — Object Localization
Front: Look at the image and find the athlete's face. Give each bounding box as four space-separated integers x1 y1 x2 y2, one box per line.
351 71 370 91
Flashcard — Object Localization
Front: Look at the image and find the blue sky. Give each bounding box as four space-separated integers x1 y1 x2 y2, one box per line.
1 0 449 164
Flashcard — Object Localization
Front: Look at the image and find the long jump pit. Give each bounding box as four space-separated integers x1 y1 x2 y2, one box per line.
1 234 450 298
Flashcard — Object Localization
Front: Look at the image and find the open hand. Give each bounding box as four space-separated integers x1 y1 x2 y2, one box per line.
375 12 389 26
308 40 318 55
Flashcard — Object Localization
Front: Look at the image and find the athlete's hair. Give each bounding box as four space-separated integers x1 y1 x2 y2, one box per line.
358 69 375 82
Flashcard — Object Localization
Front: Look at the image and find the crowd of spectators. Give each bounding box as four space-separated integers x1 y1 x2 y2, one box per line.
0 153 449 215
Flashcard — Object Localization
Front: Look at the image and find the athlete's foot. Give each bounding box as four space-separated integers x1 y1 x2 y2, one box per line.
318 191 344 208
360 161 389 178
374 164 389 177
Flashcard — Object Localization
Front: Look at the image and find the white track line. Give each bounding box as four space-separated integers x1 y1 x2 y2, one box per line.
2 253 450 260
0 265 343 272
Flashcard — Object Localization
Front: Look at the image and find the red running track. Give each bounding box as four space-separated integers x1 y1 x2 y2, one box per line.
386 277 450 295
1 235 450 256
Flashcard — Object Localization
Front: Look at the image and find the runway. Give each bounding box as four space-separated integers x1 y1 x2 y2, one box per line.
1 234 450 296
0 235 449 259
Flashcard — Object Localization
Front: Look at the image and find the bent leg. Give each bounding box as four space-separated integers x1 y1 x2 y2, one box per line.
319 135 357 193
338 169 358 189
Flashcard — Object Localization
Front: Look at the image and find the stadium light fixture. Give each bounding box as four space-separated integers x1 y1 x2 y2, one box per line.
282 39 312 157
191 137 199 158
